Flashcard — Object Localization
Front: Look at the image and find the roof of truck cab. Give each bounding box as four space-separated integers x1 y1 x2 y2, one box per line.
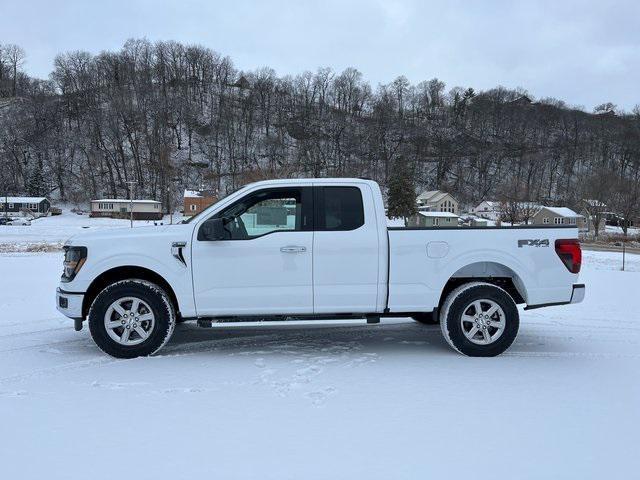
244 178 378 187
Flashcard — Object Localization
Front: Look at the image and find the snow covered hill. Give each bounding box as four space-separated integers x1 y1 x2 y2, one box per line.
0 250 638 479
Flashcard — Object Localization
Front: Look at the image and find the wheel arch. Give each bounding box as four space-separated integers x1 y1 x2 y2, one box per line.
82 266 180 319
437 261 527 310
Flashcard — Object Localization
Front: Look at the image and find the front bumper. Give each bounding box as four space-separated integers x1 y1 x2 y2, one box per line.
56 288 84 319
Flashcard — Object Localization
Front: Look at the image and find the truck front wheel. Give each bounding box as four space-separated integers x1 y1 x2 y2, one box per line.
88 279 176 359
439 282 519 357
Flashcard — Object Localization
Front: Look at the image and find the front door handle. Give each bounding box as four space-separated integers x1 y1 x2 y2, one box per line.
280 245 307 253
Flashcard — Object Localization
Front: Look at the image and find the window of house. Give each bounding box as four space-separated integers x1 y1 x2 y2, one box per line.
8 203 13 209
543 217 549 224
434 217 439 226
315 186 364 231
554 217 563 224
190 204 197 211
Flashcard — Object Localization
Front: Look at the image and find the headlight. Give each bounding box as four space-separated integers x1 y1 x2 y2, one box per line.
62 246 87 282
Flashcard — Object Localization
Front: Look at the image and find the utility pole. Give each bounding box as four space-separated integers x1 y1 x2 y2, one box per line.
622 236 626 272
3 178 9 219
125 180 137 228
167 186 172 225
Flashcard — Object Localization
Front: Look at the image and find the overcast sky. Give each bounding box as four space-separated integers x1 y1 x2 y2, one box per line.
2 0 639 110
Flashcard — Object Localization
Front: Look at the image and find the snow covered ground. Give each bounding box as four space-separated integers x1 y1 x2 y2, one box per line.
0 210 183 251
1 250 639 479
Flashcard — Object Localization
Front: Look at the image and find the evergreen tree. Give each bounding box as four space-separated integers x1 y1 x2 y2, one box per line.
26 162 47 196
387 158 417 222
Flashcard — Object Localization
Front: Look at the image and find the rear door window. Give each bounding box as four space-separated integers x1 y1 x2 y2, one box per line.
314 186 364 231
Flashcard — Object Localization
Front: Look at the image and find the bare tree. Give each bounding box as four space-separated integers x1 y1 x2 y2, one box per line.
611 175 640 236
4 44 25 96
582 171 615 239
0 38 639 221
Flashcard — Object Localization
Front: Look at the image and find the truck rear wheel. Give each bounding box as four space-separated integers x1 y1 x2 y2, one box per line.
88 279 176 359
439 282 519 357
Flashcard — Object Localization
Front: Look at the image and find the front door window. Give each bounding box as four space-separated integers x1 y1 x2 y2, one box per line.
214 188 308 240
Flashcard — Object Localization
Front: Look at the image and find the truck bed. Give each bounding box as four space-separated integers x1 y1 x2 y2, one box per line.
386 225 579 312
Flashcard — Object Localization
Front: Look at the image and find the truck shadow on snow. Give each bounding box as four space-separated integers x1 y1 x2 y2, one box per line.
163 319 453 357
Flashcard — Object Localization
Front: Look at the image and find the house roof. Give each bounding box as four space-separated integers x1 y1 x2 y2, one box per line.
184 189 202 198
3 196 48 203
542 206 582 217
91 199 160 204
475 200 500 209
417 190 451 204
418 211 459 218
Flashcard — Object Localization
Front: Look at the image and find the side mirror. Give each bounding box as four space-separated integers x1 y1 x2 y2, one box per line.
198 217 228 241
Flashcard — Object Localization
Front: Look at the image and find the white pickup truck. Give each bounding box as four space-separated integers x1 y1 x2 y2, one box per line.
56 178 584 358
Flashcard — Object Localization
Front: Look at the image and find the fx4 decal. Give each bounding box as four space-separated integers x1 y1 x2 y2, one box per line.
518 239 550 248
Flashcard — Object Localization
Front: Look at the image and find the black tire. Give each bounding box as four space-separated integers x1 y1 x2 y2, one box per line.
88 279 176 359
440 282 519 357
411 312 439 325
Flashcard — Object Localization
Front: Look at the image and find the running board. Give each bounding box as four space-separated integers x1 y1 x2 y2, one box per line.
194 314 370 327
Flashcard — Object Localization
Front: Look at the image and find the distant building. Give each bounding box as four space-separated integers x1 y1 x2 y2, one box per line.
531 207 587 231
90 199 162 220
472 200 501 221
232 75 251 89
2 196 51 217
183 190 217 216
508 95 533 106
473 200 541 223
603 212 633 228
408 211 460 228
416 190 458 214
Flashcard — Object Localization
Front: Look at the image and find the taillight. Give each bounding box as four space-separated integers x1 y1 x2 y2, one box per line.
555 239 581 274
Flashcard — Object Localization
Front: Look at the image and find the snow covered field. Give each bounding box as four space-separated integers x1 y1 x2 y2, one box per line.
0 210 181 251
1 250 639 479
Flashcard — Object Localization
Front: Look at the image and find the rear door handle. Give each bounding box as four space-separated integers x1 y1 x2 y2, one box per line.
280 245 307 253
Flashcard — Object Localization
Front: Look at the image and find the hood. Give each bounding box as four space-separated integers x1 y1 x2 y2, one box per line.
65 223 192 246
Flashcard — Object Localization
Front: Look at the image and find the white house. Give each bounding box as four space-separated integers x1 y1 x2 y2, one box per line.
416 190 458 214
90 199 163 220
472 200 501 221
